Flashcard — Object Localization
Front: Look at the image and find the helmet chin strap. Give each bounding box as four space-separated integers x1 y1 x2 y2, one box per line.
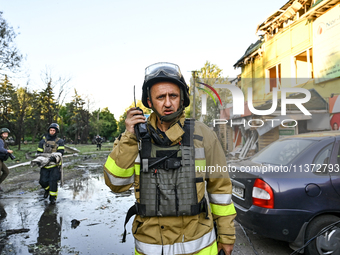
148 87 185 124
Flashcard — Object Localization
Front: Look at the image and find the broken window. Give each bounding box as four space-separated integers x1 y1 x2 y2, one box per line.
293 48 313 85
267 64 281 92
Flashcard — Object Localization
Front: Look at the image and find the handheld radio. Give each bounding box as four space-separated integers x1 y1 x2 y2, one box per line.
133 85 148 141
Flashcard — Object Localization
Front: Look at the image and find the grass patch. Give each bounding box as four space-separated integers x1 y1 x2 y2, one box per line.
65 143 113 154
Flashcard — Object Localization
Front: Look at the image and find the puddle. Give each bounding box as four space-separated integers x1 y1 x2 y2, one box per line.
0 172 135 255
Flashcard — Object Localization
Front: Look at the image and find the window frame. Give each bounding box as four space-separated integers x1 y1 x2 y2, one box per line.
265 63 282 93
291 47 313 87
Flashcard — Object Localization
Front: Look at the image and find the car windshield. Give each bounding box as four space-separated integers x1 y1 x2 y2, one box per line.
252 138 315 165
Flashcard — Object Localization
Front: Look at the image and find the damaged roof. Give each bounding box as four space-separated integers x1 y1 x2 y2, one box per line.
234 0 339 68
233 38 264 68
256 0 303 33
257 0 339 34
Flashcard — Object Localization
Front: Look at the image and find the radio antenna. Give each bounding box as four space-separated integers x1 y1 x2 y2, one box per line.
134 85 137 107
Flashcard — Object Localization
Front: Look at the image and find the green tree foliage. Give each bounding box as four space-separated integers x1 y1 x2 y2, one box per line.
116 112 127 136
58 102 76 142
69 89 90 144
0 76 34 147
40 79 58 125
0 75 19 137
193 61 232 126
22 71 70 143
0 11 23 75
1 71 119 147
13 86 32 148
90 107 117 142
127 100 151 115
27 90 45 142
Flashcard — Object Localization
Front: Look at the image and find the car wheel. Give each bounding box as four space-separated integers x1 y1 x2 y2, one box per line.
305 215 340 255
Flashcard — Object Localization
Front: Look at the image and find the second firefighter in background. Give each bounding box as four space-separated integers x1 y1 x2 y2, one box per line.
37 123 64 204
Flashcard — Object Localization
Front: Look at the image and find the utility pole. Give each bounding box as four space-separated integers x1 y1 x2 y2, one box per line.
191 70 198 119
97 108 100 135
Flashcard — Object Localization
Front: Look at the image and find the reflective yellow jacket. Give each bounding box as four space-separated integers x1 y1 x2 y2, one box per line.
104 112 236 255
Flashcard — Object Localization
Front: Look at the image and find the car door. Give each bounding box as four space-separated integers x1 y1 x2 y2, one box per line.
329 137 340 197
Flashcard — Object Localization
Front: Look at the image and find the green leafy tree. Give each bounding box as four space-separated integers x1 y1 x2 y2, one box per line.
0 76 17 137
0 11 23 75
0 76 33 147
58 104 70 139
40 79 58 125
58 102 77 143
116 112 127 136
27 90 44 142
13 86 32 148
69 89 90 144
194 61 231 126
91 108 103 137
97 107 118 140
40 67 71 123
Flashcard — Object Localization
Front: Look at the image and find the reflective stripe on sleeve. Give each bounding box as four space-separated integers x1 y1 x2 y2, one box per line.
195 159 206 172
104 156 135 178
37 148 44 152
135 153 140 163
134 154 140 175
208 193 232 204
104 169 134 186
57 146 65 150
210 203 236 216
195 147 205 159
135 164 140 176
135 228 216 255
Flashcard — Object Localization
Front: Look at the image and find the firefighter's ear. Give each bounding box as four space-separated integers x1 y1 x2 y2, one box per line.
147 97 152 108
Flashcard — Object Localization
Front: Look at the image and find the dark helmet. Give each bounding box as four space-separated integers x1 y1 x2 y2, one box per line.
141 62 190 109
48 123 60 133
0 128 10 135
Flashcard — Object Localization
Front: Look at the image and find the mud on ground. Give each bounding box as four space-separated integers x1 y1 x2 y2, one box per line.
1 149 294 255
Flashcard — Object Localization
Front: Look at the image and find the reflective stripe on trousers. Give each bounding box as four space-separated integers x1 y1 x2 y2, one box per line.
135 228 217 255
208 193 232 205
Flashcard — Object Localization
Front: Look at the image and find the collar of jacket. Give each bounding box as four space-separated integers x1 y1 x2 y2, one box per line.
147 112 186 145
46 133 57 140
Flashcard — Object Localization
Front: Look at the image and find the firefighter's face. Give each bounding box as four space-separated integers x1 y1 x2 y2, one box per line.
147 82 180 116
1 132 8 139
49 128 57 136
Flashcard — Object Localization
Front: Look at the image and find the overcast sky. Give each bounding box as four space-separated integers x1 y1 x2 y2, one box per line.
0 0 283 118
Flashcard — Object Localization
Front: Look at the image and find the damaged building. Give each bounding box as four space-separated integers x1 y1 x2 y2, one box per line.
222 0 340 159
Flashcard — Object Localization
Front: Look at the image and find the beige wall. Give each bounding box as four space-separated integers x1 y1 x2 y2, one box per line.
240 14 340 107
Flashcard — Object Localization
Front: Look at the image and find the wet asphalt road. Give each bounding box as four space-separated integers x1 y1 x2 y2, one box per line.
0 164 294 255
